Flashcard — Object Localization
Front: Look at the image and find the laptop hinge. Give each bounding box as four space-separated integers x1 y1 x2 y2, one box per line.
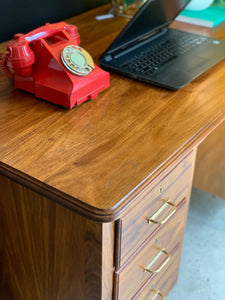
104 28 168 61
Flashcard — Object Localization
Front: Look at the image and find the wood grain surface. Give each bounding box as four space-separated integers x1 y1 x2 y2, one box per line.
193 121 225 198
0 174 114 300
0 4 225 221
119 151 195 266
115 196 189 299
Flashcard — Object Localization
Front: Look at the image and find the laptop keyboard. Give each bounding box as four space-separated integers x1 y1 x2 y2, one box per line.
121 31 207 76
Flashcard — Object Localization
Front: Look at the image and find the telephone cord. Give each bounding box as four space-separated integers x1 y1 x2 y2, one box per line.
0 51 13 79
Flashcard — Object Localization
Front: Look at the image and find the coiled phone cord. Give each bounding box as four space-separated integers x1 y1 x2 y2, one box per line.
0 51 13 79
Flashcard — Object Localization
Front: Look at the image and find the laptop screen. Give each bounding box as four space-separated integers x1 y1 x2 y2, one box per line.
109 0 190 53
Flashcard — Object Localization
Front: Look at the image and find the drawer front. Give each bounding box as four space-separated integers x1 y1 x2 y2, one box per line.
120 151 195 266
115 199 188 300
132 245 182 299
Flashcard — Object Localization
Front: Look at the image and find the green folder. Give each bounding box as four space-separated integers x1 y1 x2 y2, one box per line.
215 0 225 6
176 4 225 27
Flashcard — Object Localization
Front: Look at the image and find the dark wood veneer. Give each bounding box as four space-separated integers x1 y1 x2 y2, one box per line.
0 4 225 299
0 5 225 221
0 174 114 300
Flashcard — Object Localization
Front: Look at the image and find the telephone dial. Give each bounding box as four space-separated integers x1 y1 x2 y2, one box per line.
0 22 110 108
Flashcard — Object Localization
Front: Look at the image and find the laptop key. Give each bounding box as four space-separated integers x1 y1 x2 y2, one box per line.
121 31 207 76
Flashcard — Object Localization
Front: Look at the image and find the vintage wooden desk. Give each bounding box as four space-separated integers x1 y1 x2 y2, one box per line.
0 5 225 300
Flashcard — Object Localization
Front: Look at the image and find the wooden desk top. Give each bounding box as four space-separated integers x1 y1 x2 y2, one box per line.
0 5 225 222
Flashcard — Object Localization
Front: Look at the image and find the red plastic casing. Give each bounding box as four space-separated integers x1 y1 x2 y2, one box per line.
6 22 110 109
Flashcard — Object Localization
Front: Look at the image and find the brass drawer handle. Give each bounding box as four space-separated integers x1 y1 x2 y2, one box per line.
144 248 171 274
148 200 177 225
151 289 165 300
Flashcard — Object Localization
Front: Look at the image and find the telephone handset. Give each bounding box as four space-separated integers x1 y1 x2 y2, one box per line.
0 22 110 108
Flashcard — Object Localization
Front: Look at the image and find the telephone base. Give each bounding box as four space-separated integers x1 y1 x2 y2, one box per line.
14 65 110 109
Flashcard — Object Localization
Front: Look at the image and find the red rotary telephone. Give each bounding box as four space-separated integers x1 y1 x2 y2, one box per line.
0 22 110 109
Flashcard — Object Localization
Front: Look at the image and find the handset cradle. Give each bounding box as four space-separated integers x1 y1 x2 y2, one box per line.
0 22 110 108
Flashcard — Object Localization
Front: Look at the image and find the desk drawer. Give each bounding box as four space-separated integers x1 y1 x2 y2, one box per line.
115 199 188 300
132 244 182 299
119 151 195 266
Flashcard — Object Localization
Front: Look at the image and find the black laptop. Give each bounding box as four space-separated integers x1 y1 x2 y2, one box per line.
99 0 225 90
